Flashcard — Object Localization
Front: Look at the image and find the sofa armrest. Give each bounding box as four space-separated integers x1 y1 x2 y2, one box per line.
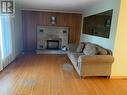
68 43 78 51
78 55 114 64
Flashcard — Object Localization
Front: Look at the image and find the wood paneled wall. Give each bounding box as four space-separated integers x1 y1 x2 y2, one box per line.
22 10 82 51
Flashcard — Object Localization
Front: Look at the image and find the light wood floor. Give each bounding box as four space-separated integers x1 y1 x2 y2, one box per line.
0 54 127 95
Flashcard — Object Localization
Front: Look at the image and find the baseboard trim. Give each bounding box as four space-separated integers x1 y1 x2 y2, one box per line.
110 76 127 79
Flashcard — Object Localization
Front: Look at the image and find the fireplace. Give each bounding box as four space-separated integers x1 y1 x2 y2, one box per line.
47 40 60 49
37 26 68 50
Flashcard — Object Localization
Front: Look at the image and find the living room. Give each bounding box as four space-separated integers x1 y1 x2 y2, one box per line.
0 0 127 95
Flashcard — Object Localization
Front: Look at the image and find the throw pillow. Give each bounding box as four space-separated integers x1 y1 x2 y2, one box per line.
83 44 97 55
97 47 107 55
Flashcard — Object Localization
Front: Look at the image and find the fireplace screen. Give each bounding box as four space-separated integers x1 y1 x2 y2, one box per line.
47 40 60 49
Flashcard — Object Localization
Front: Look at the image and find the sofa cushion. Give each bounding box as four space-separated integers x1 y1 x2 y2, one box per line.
83 44 97 55
76 43 84 53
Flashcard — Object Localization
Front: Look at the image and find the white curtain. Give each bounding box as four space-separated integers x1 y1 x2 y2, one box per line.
0 15 15 71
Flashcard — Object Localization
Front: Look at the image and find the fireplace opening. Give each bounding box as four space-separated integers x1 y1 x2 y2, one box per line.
47 40 60 49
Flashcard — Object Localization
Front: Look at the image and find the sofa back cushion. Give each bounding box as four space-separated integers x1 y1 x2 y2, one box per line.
83 44 97 55
76 43 84 53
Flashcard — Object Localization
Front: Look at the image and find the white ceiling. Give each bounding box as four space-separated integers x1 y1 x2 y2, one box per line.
16 0 103 13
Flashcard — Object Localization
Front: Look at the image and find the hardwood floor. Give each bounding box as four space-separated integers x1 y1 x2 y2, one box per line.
0 54 127 95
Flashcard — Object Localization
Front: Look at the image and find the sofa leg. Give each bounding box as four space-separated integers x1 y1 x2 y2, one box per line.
80 76 85 79
107 76 110 79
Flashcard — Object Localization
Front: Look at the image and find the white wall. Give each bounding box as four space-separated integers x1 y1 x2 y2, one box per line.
8 6 23 63
14 6 23 56
80 0 120 51
9 6 23 61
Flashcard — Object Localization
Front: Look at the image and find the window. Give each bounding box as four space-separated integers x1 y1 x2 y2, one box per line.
0 16 12 60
